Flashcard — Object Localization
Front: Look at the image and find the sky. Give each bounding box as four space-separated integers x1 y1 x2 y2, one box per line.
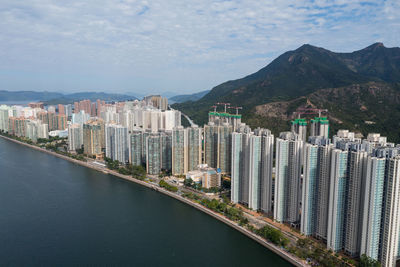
0 0 399 96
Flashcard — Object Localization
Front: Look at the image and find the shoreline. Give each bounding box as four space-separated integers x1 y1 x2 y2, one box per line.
0 135 306 267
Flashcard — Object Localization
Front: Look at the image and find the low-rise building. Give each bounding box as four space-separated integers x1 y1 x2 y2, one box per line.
185 164 221 189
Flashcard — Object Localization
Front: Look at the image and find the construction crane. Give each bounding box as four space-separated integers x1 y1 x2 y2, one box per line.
294 108 328 118
228 106 243 115
216 102 231 113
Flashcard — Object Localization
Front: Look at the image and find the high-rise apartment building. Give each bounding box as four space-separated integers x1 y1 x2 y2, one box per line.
231 132 245 204
68 123 83 151
25 120 40 142
170 125 200 175
172 126 185 175
363 133 388 153
217 123 232 174
141 129 151 164
332 130 356 146
8 117 26 137
58 104 65 115
48 106 56 113
327 148 348 252
56 114 67 130
204 122 218 169
143 95 168 110
37 122 48 139
185 125 202 173
160 131 172 172
274 132 303 223
380 156 400 267
344 148 368 256
65 104 73 117
83 120 103 156
301 137 332 237
248 135 262 210
146 133 162 175
257 128 274 214
310 117 329 138
231 129 274 212
360 156 386 260
0 105 11 132
105 124 129 163
130 130 143 166
291 118 307 142
208 110 242 131
72 110 90 126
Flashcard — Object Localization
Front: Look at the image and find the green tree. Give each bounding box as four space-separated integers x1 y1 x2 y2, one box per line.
184 178 193 187
222 179 231 189
359 254 381 267
105 157 120 170
132 165 146 180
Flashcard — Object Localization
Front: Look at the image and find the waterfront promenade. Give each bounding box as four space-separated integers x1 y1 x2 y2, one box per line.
0 135 306 267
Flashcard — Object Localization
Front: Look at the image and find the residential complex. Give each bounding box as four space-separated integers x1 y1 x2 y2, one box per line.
3 99 400 267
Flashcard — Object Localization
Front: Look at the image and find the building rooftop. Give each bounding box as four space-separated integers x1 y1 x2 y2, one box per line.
208 111 241 119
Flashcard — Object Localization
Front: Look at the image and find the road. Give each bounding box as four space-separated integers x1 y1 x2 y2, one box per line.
169 104 195 127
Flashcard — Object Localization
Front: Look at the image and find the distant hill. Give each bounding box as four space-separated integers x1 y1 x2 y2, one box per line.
0 91 137 104
173 43 400 142
44 92 137 105
169 90 210 103
0 91 63 101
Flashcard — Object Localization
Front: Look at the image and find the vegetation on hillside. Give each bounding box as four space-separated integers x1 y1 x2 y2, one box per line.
173 43 400 143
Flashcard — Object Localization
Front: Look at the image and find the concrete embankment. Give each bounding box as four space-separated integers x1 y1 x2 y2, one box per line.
0 135 306 267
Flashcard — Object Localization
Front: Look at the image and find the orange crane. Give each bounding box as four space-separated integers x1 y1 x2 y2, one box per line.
216 102 231 112
228 106 243 115
294 108 328 118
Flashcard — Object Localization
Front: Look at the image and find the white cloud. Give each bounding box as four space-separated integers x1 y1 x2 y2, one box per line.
0 0 398 93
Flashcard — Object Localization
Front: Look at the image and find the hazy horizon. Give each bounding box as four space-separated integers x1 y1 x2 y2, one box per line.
1 1 399 95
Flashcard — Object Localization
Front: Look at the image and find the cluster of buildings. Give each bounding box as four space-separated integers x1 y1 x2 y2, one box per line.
67 100 182 165
66 99 234 190
300 131 400 267
3 97 400 266
0 103 68 142
230 116 400 267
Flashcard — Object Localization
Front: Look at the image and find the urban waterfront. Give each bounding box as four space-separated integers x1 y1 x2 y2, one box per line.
0 138 292 266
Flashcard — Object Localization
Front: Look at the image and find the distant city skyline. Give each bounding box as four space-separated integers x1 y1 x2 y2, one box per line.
0 0 399 94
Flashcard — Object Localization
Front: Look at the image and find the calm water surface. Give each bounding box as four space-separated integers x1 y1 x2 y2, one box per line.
0 138 292 266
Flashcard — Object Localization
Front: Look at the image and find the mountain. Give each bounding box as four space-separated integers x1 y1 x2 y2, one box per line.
169 90 210 103
249 82 400 142
44 92 137 105
0 91 63 101
0 91 136 104
173 43 400 142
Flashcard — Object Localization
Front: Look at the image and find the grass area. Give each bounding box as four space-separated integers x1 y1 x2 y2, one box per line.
159 179 178 192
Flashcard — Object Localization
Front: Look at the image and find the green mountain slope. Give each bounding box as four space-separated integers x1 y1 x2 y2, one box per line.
173 43 400 142
169 90 210 103
249 82 400 142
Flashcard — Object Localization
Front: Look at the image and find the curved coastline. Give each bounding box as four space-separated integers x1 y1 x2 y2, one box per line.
0 135 306 267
